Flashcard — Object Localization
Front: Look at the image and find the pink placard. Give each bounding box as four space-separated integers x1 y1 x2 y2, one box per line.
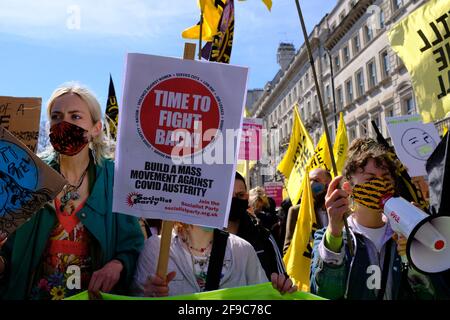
264 182 284 208
238 118 263 161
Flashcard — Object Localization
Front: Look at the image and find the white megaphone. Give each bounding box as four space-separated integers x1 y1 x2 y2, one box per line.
381 196 450 274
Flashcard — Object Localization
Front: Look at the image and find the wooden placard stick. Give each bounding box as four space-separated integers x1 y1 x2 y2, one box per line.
156 42 197 279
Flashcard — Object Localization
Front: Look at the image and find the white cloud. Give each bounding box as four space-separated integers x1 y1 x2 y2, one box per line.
0 0 199 40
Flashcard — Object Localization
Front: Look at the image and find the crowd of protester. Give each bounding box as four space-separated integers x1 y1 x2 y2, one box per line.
1 83 450 300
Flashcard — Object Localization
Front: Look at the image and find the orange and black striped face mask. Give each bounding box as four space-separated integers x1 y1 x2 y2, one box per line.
352 177 395 210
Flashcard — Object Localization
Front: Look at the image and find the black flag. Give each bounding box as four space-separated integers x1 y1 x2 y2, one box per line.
426 132 450 215
105 74 119 140
202 0 234 63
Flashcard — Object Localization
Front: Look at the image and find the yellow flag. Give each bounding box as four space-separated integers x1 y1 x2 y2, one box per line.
287 132 333 206
333 112 348 176
388 0 450 122
283 172 316 292
182 0 227 41
262 0 272 11
244 106 250 117
282 186 289 200
308 133 332 172
236 160 246 177
443 125 448 137
236 159 256 178
277 105 314 179
279 107 315 206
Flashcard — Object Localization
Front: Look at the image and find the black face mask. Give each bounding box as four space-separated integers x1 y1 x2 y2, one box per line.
228 197 249 222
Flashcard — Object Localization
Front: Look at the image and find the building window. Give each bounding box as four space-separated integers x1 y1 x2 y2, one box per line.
340 11 346 22
307 101 311 118
323 54 329 68
343 46 350 64
334 55 341 72
325 84 331 103
403 96 416 115
301 107 305 120
353 34 361 54
393 0 403 11
386 108 394 118
345 78 354 104
328 125 335 142
336 86 343 110
305 72 310 86
314 95 318 113
380 49 390 78
372 113 381 135
379 10 385 29
360 120 368 136
349 126 357 140
364 25 373 44
317 132 323 145
356 69 365 97
293 87 297 101
367 59 378 89
299 80 303 91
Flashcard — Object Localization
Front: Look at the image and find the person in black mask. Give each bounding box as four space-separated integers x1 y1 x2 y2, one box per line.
283 168 332 255
227 173 287 280
0 83 143 300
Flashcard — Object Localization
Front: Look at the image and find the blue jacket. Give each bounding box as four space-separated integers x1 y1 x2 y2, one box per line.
310 217 440 300
0 156 144 300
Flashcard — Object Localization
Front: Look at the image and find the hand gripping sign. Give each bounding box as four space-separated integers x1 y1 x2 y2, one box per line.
113 53 248 229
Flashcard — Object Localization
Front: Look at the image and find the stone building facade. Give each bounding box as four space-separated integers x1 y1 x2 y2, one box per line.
249 0 429 187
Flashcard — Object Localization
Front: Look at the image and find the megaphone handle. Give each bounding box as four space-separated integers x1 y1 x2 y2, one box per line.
343 213 354 256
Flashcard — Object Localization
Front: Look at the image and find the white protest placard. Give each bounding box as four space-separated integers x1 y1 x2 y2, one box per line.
113 53 248 228
386 114 440 177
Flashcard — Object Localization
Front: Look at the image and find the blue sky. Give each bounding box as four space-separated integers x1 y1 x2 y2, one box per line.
0 0 336 121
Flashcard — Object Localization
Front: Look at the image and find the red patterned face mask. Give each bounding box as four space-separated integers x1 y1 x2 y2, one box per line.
50 121 89 156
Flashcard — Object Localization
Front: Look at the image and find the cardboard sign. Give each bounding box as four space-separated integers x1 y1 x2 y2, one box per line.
264 182 284 208
0 127 66 236
0 96 42 153
238 117 263 161
386 114 440 177
113 53 248 228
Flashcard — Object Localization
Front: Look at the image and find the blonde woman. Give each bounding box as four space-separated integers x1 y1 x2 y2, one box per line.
248 186 269 216
0 83 144 300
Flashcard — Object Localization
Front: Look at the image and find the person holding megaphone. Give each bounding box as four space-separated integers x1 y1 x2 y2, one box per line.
310 138 442 300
